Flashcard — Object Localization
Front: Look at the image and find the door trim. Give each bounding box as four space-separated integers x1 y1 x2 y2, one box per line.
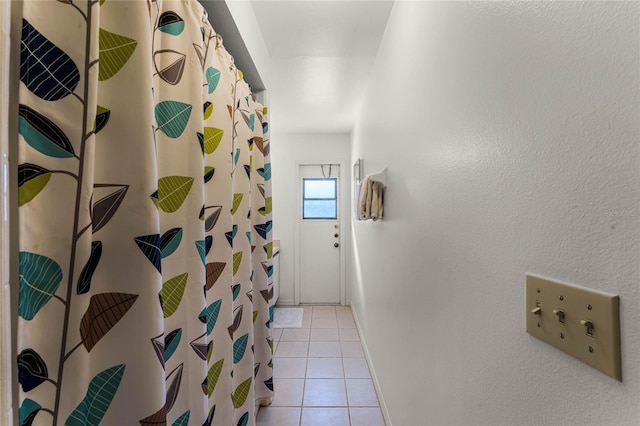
294 161 346 305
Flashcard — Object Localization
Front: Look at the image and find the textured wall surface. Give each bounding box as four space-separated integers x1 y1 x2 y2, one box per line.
351 1 640 425
271 133 351 304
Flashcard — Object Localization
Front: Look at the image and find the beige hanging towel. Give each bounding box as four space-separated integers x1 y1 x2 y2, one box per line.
370 180 384 221
358 175 384 221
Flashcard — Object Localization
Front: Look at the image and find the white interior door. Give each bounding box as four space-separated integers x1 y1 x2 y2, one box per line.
298 164 342 304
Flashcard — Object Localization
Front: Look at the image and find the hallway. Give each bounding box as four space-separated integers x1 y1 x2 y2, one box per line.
257 306 385 426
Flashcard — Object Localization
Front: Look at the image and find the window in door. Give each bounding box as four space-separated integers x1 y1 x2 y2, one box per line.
302 178 337 220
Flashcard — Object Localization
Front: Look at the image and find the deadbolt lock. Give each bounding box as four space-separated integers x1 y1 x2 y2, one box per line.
334 233 339 238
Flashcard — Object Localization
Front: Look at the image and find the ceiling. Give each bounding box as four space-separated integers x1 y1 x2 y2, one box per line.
249 0 395 134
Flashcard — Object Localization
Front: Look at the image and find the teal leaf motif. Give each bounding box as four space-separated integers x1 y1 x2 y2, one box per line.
257 163 271 181
134 234 161 273
206 67 221 94
19 398 41 426
160 228 183 258
232 284 240 301
159 11 185 36
195 240 206 266
237 412 249 426
20 19 80 101
233 333 249 364
155 101 192 138
77 241 102 295
198 299 222 336
196 236 213 266
66 364 126 426
173 411 190 426
19 105 75 158
165 328 182 362
19 252 63 321
17 349 48 392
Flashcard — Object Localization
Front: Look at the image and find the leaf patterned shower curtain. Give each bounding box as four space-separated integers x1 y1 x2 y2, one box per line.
16 1 273 424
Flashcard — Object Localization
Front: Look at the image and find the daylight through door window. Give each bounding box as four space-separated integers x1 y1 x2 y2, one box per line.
302 178 337 219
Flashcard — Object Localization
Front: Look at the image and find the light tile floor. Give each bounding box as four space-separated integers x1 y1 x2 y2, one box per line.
257 306 386 426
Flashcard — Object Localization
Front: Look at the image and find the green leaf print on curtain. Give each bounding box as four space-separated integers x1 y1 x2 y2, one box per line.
17 163 51 206
98 28 138 81
18 0 274 423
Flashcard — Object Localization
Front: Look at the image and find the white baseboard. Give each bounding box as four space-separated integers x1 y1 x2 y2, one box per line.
350 305 391 426
275 299 295 306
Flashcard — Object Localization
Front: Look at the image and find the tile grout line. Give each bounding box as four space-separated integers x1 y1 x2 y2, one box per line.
267 305 383 425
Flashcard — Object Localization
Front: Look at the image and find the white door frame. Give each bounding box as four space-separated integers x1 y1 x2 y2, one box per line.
1 1 19 424
294 161 347 305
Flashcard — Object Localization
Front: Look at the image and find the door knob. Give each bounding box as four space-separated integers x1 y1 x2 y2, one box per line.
334 243 339 248
334 233 339 238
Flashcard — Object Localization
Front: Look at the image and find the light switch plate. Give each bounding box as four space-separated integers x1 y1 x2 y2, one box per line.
526 274 621 381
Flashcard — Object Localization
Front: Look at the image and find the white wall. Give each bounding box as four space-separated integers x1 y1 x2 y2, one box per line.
271 133 351 305
351 2 640 425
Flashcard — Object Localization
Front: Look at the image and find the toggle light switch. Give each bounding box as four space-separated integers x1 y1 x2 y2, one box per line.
552 309 565 323
526 274 621 381
580 319 595 337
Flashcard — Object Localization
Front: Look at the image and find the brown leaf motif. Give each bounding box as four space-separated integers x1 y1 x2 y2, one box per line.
80 293 138 352
205 262 226 291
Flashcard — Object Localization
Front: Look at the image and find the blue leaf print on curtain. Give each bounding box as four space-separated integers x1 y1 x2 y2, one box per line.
20 19 80 101
17 349 48 392
198 299 222 336
233 333 248 364
19 398 41 426
158 11 185 36
18 252 63 321
66 364 126 426
18 105 75 158
155 101 192 138
173 410 190 426
134 234 162 273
